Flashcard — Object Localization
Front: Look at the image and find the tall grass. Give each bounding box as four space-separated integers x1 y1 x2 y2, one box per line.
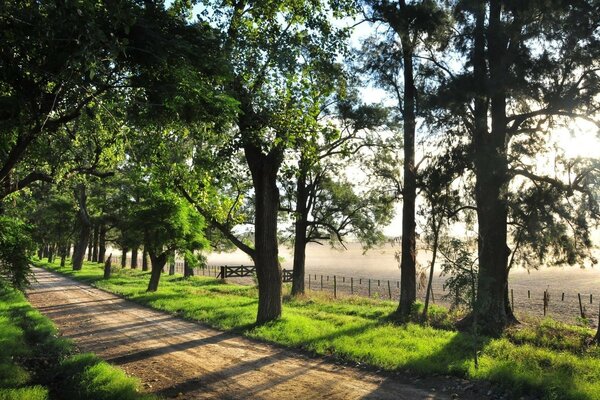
35 258 600 400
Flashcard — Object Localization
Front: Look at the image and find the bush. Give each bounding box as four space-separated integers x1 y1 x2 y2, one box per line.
0 217 35 290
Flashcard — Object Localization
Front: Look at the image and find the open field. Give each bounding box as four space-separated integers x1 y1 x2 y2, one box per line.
205 243 600 326
32 258 600 400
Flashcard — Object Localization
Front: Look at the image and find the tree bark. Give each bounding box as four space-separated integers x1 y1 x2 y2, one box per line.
147 252 167 292
87 237 93 261
291 170 308 296
169 258 175 275
98 224 106 263
92 224 99 262
142 248 149 271
131 246 139 269
396 5 418 319
470 1 512 335
245 145 283 324
103 253 113 279
121 247 128 268
184 258 194 278
47 244 55 264
422 214 441 320
72 185 91 271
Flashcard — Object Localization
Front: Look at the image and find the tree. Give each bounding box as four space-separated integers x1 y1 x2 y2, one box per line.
176 0 357 323
135 188 208 292
363 0 449 319
280 102 393 295
0 1 141 201
432 1 600 335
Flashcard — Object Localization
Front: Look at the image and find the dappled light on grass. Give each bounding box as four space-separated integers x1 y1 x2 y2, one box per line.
35 258 600 399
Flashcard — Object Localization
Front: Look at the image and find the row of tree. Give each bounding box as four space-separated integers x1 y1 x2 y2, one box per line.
1 0 599 336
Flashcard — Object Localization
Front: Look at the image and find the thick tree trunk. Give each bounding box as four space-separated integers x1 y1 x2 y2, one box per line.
43 243 49 259
121 248 128 268
142 248 149 271
131 246 139 269
98 224 106 264
72 185 91 271
397 20 417 319
147 253 167 292
470 1 511 336
245 145 283 324
92 224 99 262
291 171 308 296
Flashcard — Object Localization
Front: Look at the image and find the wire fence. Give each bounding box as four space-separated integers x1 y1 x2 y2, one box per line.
105 254 600 326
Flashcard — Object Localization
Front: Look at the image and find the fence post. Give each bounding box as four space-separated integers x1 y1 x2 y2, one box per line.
220 266 226 281
578 293 585 318
528 290 530 299
562 292 565 301
308 274 311 290
378 279 380 287
543 290 548 316
321 275 323 290
591 294 593 304
387 280 391 300
342 277 345 283
351 277 354 295
368 279 371 298
333 275 337 299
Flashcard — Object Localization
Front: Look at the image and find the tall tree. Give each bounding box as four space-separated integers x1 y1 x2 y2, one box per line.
363 0 449 318
179 0 356 323
433 0 600 334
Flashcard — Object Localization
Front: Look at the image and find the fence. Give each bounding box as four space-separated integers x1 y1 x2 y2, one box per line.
101 253 599 325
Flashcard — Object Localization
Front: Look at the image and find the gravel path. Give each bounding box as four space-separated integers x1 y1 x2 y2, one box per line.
26 267 487 400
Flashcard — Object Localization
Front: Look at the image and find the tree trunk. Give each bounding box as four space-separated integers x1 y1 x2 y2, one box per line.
422 214 441 321
92 224 99 262
469 1 511 336
87 237 93 261
184 258 194 278
245 145 283 324
397 15 418 319
121 248 128 268
47 244 55 264
37 247 43 259
131 246 139 269
142 248 149 271
147 253 167 292
60 245 67 267
103 253 113 279
291 170 308 296
42 243 49 259
169 258 175 275
72 185 91 271
98 224 106 264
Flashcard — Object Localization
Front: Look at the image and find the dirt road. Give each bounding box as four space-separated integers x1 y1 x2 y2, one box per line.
26 268 482 400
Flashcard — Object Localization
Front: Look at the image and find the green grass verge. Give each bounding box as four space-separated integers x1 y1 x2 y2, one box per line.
34 258 600 400
0 278 154 400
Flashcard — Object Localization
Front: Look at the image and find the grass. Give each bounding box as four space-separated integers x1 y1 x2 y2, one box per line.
0 278 154 400
34 258 600 400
